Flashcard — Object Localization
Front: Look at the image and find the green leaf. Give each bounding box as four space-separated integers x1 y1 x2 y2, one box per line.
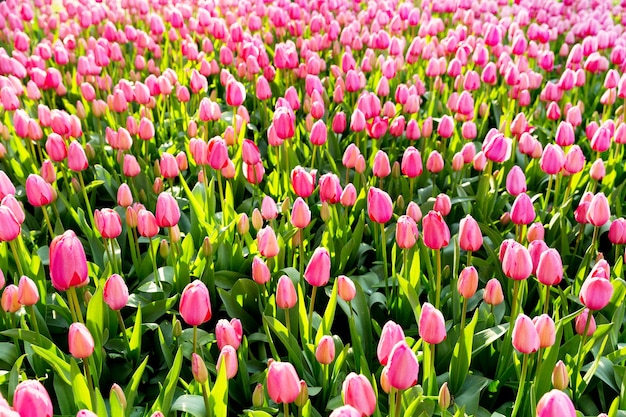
130 305 143 364
71 359 92 410
0 342 18 368
449 311 479 393
110 384 126 417
472 324 508 356
124 356 149 417
29 344 71 385
209 358 229 417
263 316 304 376
86 285 106 378
171 395 206 417
150 347 182 415
315 280 338 344
8 354 27 404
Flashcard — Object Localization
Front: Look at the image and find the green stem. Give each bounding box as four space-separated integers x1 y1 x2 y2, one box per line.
193 325 198 355
78 171 96 229
394 388 402 417
574 311 592 403
29 305 42 345
284 402 290 417
116 310 131 355
389 387 396 417
217 170 225 226
543 285 550 316
435 249 442 309
84 359 96 410
381 223 389 301
202 383 211 417
511 280 520 323
284 308 291 337
460 297 468 332
308 286 318 339
9 240 24 277
511 354 530 417
41 206 55 238
68 287 84 323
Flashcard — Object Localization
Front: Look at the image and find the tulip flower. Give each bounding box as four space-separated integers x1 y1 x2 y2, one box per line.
483 278 504 306
342 373 377 416
291 166 316 198
377 321 405 365
276 275 297 310
13 380 53 417
337 275 357 303
552 360 569 390
50 230 89 303
459 214 482 254
510 314 539 417
315 335 335 365
103 274 129 311
0 205 21 242
69 322 95 359
458 266 479 299
267 361 301 404
291 197 311 229
386 341 419 390
216 318 243 350
506 166 527 197
419 303 446 345
217 345 238 379
395 215 418 249
180 280 212 327
94 208 122 239
536 390 577 417
579 274 613 311
433 194 451 216
422 211 450 250
586 192 610 227
155 192 180 228
252 256 271 285
18 276 39 306
257 226 280 258
401 146 423 179
533 314 556 348
26 174 53 207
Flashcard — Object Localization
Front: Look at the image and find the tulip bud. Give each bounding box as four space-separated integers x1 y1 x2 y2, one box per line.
238 213 250 235
320 201 331 222
315 335 336 365
252 383 265 407
552 360 569 390
172 318 182 337
192 353 208 384
202 237 213 257
69 322 95 358
438 382 452 410
483 278 504 306
110 384 127 411
159 239 170 257
251 208 263 230
295 380 309 407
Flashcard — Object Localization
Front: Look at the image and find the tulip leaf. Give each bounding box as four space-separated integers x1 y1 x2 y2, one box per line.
124 356 149 417
315 279 338 345
86 284 105 377
0 342 18 369
218 285 259 333
53 372 77 416
70 358 93 411
449 310 479 393
150 347 182 415
129 304 143 364
263 316 305 375
209 357 229 417
398 276 422 326
7 354 27 404
171 395 205 417
110 384 126 417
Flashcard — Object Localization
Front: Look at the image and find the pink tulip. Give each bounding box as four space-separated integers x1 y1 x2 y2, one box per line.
586 192 610 227
155 193 180 228
160 153 179 179
67 141 88 171
438 116 454 138
117 184 133 208
123 155 141 177
179 280 212 326
575 309 596 336
459 214 482 251
251 256 271 285
17 276 39 306
337 275 356 302
261 196 278 221
329 406 361 417
482 129 511 163
401 146 423 178
69 322 95 358
257 226 280 258
536 249 563 286
0 206 21 242
1 284 20 313
367 187 393 224
94 208 122 239
103 274 129 311
386 341 419 390
609 218 626 244
49 230 89 291
13 380 53 417
340 184 357 207
267 361 301 404
536 390 577 417
291 197 311 229
512 314 539 354
458 267 479 299
502 241 532 280
527 222 545 242
377 321 405 365
419 303 446 344
510 193 536 225
217 345 239 379
372 150 391 178
310 119 327 146
533 314 556 348
422 210 450 250
137 209 159 238
540 144 565 175
291 166 316 198
276 276 298 310
315 335 336 365
319 173 342 204
225 79 246 107
506 166 527 197
406 202 422 223
396 215 418 249
26 174 53 207
216 318 243 350
207 137 229 170
304 247 331 287
580 274 613 310
342 373 377 416
426 150 444 173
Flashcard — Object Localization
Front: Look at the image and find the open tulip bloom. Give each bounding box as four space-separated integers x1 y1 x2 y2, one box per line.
3 0 626 416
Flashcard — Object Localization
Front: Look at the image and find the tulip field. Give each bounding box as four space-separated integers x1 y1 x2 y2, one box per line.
3 0 626 415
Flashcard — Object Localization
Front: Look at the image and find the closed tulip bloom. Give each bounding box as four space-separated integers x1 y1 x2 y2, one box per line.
216 318 243 350
458 267 479 299
377 320 406 365
340 184 357 207
123 154 141 177
137 209 159 238
426 150 444 173
315 335 335 364
386 341 419 390
0 171 16 200
422 210 450 250
536 249 563 286
257 226 280 258
459 214 482 251
396 215 418 249
533 314 556 348
527 222 545 242
103 274 129 310
155 193 180 228
94 208 122 239
586 193 610 227
552 360 569 390
26 174 53 206
3 195 24 225
609 218 626 244
261 196 278 220
502 242 532 280
589 158 605 181
267 361 301 404
529 240 549 275
555 121 575 146
1 284 20 313
372 150 391 178
0 206 21 241
310 120 327 146
291 197 311 229
580 275 613 310
13 380 53 417
506 166 527 197
225 79 246 107
512 314 539 354
207 137 229 170
159 153 179 179
319 173 342 204
482 129 511 163
540 144 565 175
406 202 422 223
401 146 423 178
117 184 133 208
251 256 271 285
337 275 356 302
276 275 297 309
192 353 208 384
437 115 454 138
342 373 377 416
367 187 393 224
291 166 316 198
18 276 39 306
564 145 585 174
590 126 611 152
304 247 331 287
49 230 89 291
483 278 504 306
510 193 536 225
67 141 88 171
69 322 95 358
217 345 238 379
575 309 596 336
179 280 212 326
329 405 361 417
419 303 447 344
536 390 577 417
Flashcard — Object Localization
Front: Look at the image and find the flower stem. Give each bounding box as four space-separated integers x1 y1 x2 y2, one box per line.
284 308 291 337
78 171 96 229
543 285 550 316
202 383 211 417
68 287 84 323
9 240 24 277
193 325 198 355
460 297 468 332
511 354 529 417
574 311 592 403
381 223 389 301
435 249 442 309
29 305 42 345
84 359 96 408
41 206 55 238
151 237 160 288
308 286 318 339
116 310 131 354
284 402 290 417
